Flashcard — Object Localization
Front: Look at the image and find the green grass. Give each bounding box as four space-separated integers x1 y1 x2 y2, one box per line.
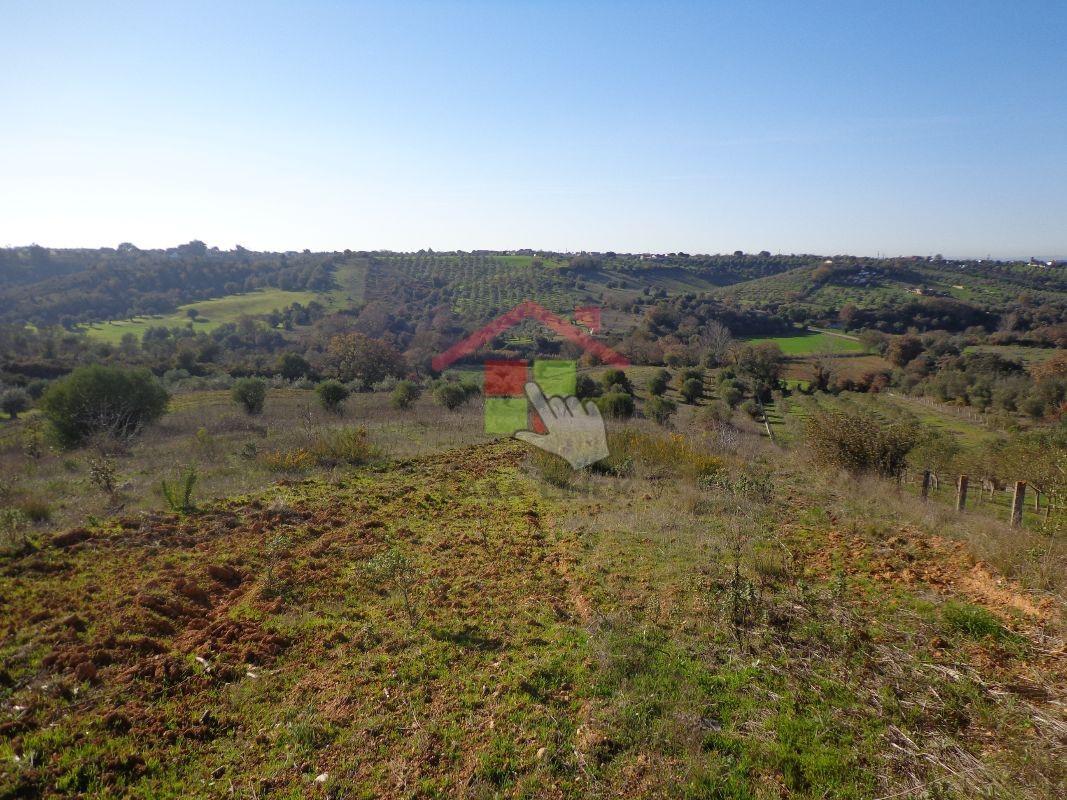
743 331 864 356
81 288 325 343
963 344 1059 365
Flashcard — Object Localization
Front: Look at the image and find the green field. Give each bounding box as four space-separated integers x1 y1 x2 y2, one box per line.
963 344 1059 365
744 330 864 355
80 288 326 343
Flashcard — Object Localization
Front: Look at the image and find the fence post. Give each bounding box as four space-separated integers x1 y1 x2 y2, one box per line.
921 470 932 501
955 475 968 512
1010 481 1026 528
1034 490 1040 512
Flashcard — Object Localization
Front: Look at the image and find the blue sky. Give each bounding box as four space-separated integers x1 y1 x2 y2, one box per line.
2 1 1065 258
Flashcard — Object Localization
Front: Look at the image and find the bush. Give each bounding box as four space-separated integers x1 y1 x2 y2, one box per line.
720 385 743 408
804 407 918 478
576 375 602 399
309 426 380 467
232 378 268 415
599 369 633 395
595 392 635 419
433 383 470 411
600 428 723 483
316 380 350 414
531 450 574 489
276 352 311 381
13 493 52 522
260 448 315 473
391 380 421 409
645 396 676 425
647 369 671 397
680 378 703 404
40 365 169 448
161 466 198 513
701 400 733 425
1 389 29 420
681 368 704 384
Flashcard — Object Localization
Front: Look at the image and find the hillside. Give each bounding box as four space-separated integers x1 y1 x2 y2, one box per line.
2 430 1064 798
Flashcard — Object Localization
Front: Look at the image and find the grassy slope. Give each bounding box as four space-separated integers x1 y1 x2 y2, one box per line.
742 331 864 356
80 257 369 344
2 426 1064 798
80 290 323 344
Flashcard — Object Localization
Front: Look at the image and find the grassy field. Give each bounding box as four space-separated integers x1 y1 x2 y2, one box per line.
743 331 865 356
81 257 371 344
963 344 1060 365
1 410 1064 797
80 289 325 344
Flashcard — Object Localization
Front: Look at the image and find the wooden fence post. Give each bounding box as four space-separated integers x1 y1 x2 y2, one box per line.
921 470 932 501
1010 481 1026 528
955 475 968 512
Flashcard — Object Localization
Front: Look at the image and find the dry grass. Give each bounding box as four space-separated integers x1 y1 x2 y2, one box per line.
0 387 491 537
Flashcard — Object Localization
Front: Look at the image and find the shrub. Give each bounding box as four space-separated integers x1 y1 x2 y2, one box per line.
1 388 29 420
531 450 575 488
316 380 350 414
720 385 743 408
260 448 315 473
681 368 704 384
647 369 671 397
13 494 52 523
40 366 169 448
232 378 267 415
602 428 723 483
804 407 918 478
161 466 198 514
599 368 633 395
680 378 703 404
309 426 380 467
363 546 425 628
276 352 311 381
645 396 676 425
595 392 634 419
701 400 733 425
0 508 29 549
576 375 601 399
433 383 469 411
86 454 118 497
391 380 421 409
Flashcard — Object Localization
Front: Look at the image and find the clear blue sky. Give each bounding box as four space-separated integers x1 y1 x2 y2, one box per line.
2 1 1065 258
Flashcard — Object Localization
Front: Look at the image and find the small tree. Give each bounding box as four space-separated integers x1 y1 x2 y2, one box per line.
316 380 350 414
680 378 703 404
645 396 676 425
232 378 267 415
648 369 670 397
277 352 311 381
433 383 469 411
1 389 29 420
595 392 635 419
576 375 601 399
391 380 421 409
599 368 633 395
40 365 169 448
